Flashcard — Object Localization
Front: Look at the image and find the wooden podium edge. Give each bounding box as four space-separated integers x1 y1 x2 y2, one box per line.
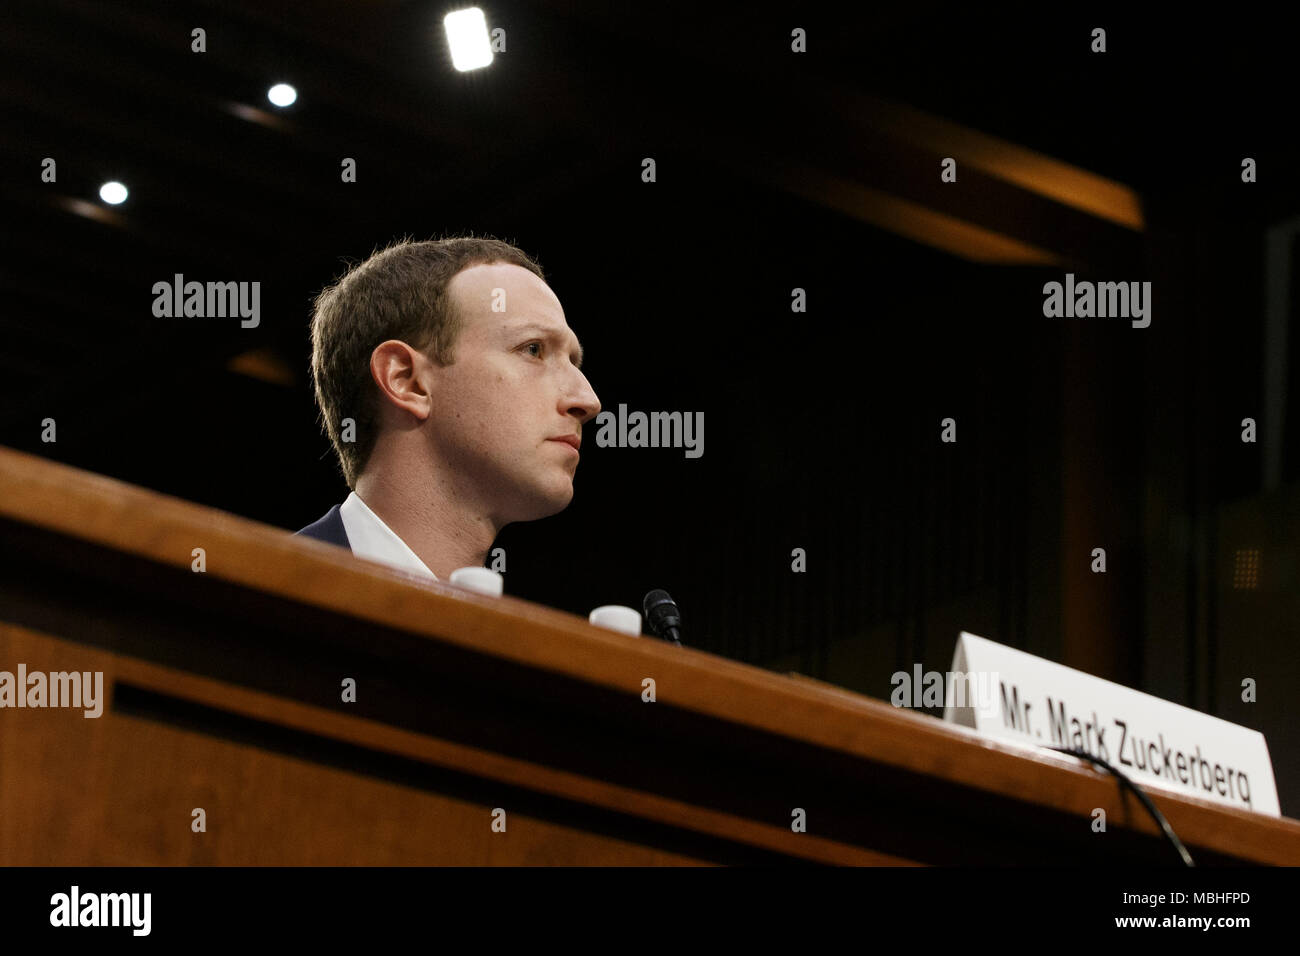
2 445 1297 864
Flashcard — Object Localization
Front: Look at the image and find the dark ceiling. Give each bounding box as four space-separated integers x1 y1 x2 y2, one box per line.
6 2 1296 420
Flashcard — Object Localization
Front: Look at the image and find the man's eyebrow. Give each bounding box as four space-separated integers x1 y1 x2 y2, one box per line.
513 322 584 368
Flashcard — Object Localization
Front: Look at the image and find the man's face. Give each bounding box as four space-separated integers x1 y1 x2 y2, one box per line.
427 262 600 523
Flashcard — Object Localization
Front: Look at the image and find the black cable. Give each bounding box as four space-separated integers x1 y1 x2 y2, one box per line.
1048 746 1195 866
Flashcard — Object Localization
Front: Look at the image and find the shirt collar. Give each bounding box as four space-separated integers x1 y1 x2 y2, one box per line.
338 491 438 581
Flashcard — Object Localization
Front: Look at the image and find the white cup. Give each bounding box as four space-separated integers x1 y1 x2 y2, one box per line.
588 605 642 636
448 566 504 597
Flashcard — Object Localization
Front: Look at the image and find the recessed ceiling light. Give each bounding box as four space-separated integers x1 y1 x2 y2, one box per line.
267 83 297 107
99 181 128 204
444 8 493 72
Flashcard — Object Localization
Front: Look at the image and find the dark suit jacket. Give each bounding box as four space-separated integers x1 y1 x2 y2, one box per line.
295 503 351 549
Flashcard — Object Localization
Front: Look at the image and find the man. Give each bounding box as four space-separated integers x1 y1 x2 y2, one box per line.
295 237 601 581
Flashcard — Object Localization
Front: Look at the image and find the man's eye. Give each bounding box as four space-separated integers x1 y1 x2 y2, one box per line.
524 342 543 357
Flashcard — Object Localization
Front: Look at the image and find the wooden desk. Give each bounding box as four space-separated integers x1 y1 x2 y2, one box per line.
1 446 1296 864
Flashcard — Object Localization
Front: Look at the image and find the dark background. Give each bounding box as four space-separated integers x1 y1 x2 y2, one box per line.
2 2 1297 815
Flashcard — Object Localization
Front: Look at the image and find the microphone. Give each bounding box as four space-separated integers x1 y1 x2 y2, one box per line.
642 589 683 646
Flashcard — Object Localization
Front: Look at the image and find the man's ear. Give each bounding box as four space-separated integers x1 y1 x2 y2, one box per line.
369 340 433 421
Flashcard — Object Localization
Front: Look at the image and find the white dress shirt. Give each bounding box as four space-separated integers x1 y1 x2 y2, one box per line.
338 491 438 581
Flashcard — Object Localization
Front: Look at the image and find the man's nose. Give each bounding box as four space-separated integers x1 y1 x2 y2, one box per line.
565 372 601 423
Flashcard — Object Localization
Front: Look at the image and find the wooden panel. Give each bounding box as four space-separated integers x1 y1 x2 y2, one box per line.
0 625 715 865
2 445 1299 865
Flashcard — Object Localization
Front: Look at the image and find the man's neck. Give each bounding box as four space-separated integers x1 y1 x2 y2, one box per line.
353 468 500 581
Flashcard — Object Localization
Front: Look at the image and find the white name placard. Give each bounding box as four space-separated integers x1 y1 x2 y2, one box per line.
941 632 1280 816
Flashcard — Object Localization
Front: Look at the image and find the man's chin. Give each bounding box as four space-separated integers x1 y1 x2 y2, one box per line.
515 481 574 521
